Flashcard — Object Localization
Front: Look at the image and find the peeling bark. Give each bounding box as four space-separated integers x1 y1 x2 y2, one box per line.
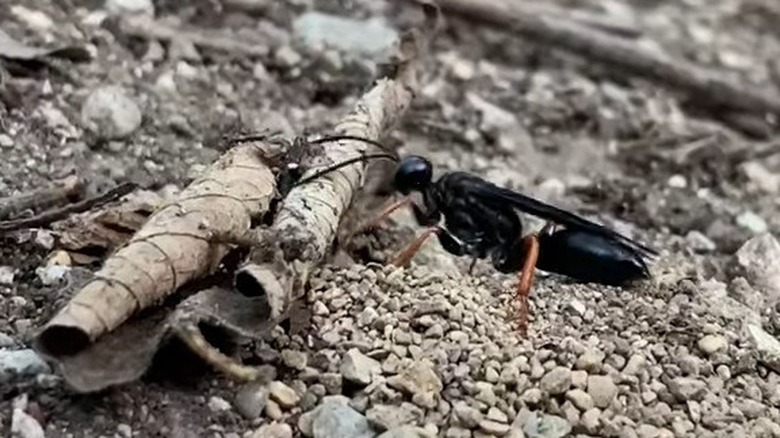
35 143 277 359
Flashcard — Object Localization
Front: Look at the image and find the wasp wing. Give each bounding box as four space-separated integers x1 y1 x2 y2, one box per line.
469 180 658 257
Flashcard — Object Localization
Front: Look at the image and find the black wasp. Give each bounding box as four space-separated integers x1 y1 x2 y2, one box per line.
293 136 658 334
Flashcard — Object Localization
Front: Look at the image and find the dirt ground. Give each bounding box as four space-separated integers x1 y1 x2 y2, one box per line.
2 0 780 437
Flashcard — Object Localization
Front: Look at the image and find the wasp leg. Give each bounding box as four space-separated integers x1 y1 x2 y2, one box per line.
468 257 479 275
516 233 540 336
354 197 412 235
389 226 443 267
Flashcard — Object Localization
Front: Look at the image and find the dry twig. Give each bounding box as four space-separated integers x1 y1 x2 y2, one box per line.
0 175 85 221
0 182 134 234
431 0 780 125
516 1 641 39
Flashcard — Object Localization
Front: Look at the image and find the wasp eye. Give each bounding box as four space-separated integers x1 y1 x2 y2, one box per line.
394 155 433 194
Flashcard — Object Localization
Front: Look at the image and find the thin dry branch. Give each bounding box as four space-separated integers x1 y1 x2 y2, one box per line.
0 182 135 234
35 144 277 359
0 175 85 221
117 15 269 58
432 0 780 121
233 1 441 329
516 1 641 39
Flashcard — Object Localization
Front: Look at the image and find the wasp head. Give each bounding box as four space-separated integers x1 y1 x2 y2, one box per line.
394 155 433 194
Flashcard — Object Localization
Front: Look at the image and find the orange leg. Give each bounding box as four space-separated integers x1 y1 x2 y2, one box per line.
354 197 412 234
389 226 442 267
516 234 540 336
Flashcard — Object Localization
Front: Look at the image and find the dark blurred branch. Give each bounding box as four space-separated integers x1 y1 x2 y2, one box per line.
428 0 780 136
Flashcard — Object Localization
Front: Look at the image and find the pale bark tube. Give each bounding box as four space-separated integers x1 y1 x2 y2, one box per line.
36 143 277 358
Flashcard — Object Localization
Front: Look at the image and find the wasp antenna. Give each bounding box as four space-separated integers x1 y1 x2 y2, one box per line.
307 135 400 158
294 153 399 187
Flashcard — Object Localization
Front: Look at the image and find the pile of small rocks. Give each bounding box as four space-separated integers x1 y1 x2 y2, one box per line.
221 232 780 437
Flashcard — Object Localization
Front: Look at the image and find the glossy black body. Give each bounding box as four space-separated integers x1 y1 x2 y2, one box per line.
396 157 654 286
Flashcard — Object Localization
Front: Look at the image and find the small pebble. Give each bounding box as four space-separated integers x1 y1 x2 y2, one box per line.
251 423 293 438
207 396 231 412
565 389 594 411
269 381 300 408
540 367 572 395
282 349 308 371
587 375 618 409
80 85 142 139
697 335 727 355
235 383 270 419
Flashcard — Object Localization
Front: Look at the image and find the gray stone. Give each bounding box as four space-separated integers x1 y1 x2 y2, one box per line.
734 399 766 419
11 406 45 438
282 349 308 371
734 233 780 304
386 360 443 405
566 299 587 316
310 402 375 438
0 134 13 148
358 307 379 327
292 12 398 57
117 424 132 438
0 349 50 382
320 372 343 394
623 354 646 376
36 265 70 286
207 396 231 412
580 408 600 434
540 367 572 395
0 266 15 285
235 383 270 419
521 388 542 405
474 382 498 406
445 427 472 438
685 231 717 252
736 211 768 234
275 45 302 67
80 86 142 139
104 0 154 16
0 332 15 348
741 161 780 194
341 348 381 385
522 412 572 438
565 389 594 411
377 425 431 438
452 401 484 428
587 375 618 408
269 381 300 408
251 423 293 438
750 418 780 437
486 407 508 423
668 377 707 402
575 350 605 371
697 335 727 355
636 424 660 438
366 403 423 431
747 324 780 373
480 419 510 435
571 370 588 389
